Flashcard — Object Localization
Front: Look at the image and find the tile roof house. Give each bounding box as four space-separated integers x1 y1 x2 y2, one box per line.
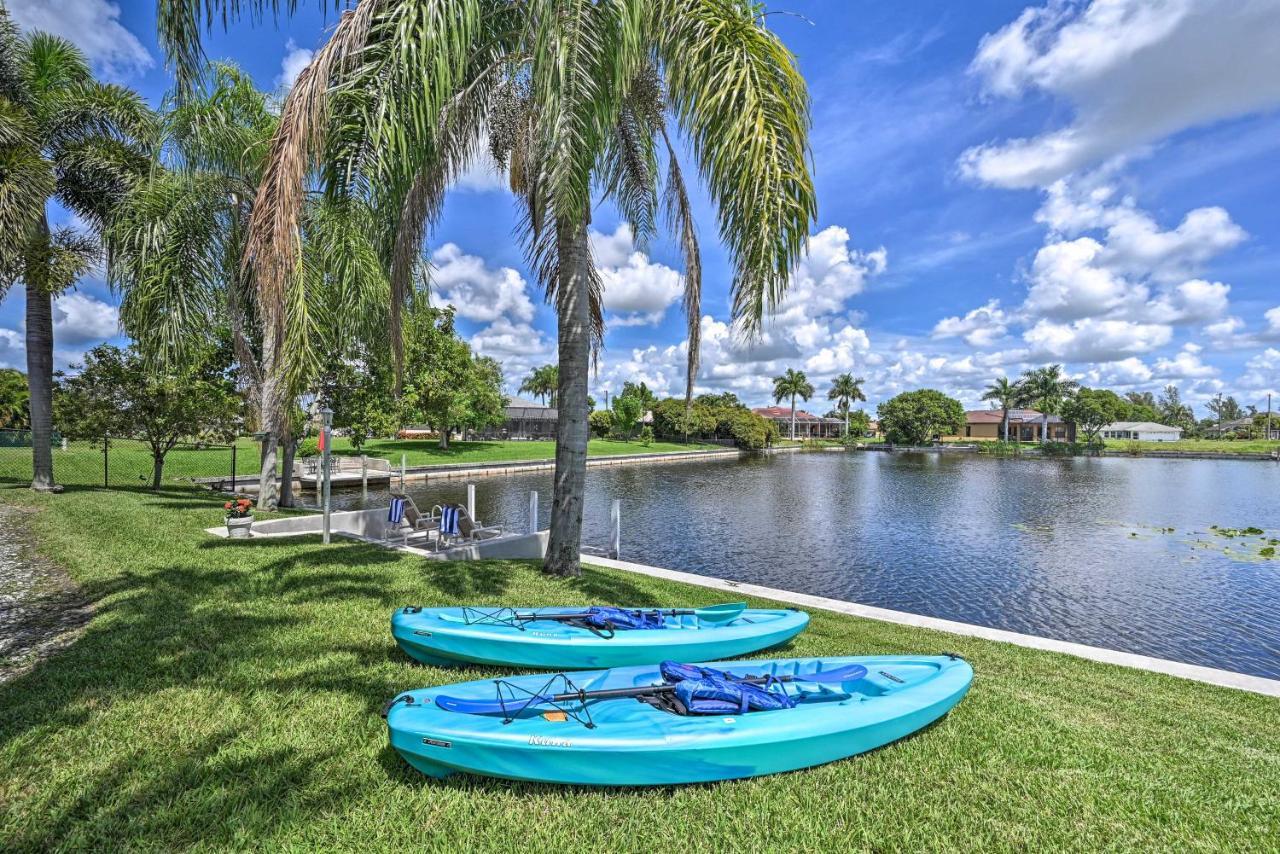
751 406 844 439
947 408 1075 442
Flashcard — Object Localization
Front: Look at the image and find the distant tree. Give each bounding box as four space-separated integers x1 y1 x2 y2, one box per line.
0 369 30 430
620 381 658 413
1062 388 1127 445
827 374 866 437
1207 395 1244 424
400 307 503 449
313 356 397 450
1019 365 1079 443
695 391 742 410
1157 384 1194 429
519 365 559 406
54 345 240 489
588 409 613 439
772 368 814 441
877 389 964 446
982 376 1022 442
727 409 776 450
611 394 643 441
1126 391 1158 410
652 397 713 440
846 409 871 437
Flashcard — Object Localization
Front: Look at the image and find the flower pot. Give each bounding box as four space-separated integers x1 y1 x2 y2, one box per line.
226 515 253 539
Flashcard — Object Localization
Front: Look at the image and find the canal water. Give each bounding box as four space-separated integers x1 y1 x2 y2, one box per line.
337 451 1280 678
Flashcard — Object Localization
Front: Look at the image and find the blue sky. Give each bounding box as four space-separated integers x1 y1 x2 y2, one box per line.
6 0 1280 417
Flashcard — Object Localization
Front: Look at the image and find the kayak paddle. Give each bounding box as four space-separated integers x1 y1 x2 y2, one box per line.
511 602 748 626
433 664 869 715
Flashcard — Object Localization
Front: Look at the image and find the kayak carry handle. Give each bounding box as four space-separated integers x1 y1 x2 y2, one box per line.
511 602 747 625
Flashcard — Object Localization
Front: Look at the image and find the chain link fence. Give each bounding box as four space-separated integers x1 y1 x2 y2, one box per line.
0 430 252 491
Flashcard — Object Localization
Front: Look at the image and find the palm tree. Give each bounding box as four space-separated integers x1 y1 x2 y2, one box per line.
773 369 815 441
1019 365 1078 443
827 374 865 437
982 376 1022 442
108 64 393 509
157 1 816 576
0 9 151 490
519 364 558 406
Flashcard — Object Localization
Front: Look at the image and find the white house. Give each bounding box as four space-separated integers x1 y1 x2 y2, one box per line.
1100 421 1182 442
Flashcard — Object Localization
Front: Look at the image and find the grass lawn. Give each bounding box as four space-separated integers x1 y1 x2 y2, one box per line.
1101 438 1280 455
330 436 723 467
1 487 1278 850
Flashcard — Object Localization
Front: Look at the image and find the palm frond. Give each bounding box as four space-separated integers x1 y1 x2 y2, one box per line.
109 170 229 365
659 124 701 410
655 0 816 331
0 104 53 290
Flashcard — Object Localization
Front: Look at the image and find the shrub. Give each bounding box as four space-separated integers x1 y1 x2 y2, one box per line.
978 440 1022 457
1124 440 1143 456
589 409 613 438
638 426 654 447
297 437 321 458
727 410 772 450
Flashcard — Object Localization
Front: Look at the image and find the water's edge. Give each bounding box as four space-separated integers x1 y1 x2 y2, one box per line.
585 554 1280 697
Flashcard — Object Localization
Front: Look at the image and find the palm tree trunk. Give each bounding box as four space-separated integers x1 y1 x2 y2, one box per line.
279 435 297 508
25 268 56 492
790 394 797 440
1042 413 1049 444
1002 409 1009 442
545 219 591 577
844 405 849 437
256 324 284 511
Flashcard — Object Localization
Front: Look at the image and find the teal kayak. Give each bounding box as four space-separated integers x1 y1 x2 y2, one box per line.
384 654 973 785
391 605 809 669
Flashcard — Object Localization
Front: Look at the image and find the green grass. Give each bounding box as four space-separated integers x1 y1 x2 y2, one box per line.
329 436 723 467
0 436 721 490
1102 438 1280 455
1 487 1277 850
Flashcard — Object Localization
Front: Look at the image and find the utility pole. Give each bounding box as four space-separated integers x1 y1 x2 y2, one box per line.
1268 393 1273 442
1216 392 1223 430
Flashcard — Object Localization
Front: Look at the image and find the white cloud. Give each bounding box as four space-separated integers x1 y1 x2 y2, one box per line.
1239 348 1280 394
0 329 23 370
962 0 1280 188
1076 356 1153 388
51 293 118 345
1153 343 1217 380
770 226 886 329
1023 317 1172 362
429 243 536 325
932 299 1010 347
454 139 509 193
276 39 313 92
8 0 152 78
590 225 684 327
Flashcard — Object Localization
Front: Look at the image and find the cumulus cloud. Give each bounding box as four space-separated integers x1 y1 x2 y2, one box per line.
1239 348 1280 394
590 225 684 327
1153 343 1217 380
9 0 151 78
0 329 23 370
51 293 118 346
276 39 313 92
429 243 536 324
961 0 1280 188
1023 317 1173 362
932 299 1010 347
769 226 886 329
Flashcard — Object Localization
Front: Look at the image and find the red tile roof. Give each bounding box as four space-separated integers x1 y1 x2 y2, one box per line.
752 406 822 421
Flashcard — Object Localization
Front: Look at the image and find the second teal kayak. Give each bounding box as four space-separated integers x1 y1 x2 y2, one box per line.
391 604 810 669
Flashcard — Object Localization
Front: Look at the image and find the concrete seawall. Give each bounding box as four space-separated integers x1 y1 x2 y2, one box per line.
585 554 1280 698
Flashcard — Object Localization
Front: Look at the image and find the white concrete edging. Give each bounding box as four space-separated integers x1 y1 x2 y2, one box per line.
584 555 1280 698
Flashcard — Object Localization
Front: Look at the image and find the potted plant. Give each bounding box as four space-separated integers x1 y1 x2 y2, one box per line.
224 497 254 538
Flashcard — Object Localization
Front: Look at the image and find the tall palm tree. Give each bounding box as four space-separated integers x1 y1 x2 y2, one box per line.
982 376 1021 442
1019 365 1078 443
157 0 816 576
773 369 814 441
0 7 151 490
519 364 558 406
108 64 393 509
827 373 865 437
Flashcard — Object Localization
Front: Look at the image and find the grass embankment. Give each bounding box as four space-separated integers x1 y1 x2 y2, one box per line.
331 437 723 467
1104 438 1280 455
1 487 1277 849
